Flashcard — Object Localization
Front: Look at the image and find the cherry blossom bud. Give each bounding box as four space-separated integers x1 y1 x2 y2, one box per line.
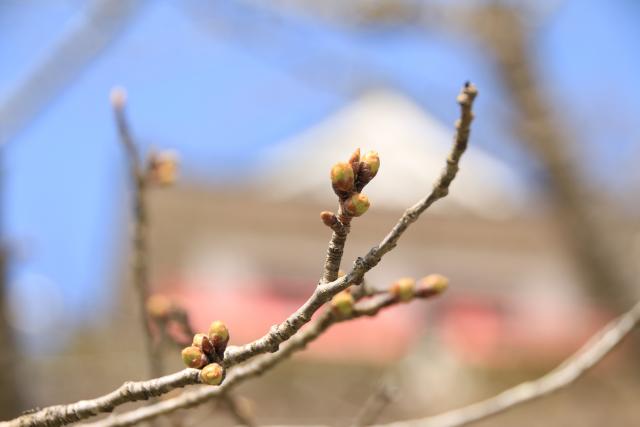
200 363 225 386
343 193 370 217
389 277 415 302
209 320 230 357
361 151 380 177
416 274 449 297
331 162 355 193
181 346 208 369
330 290 354 317
192 333 214 355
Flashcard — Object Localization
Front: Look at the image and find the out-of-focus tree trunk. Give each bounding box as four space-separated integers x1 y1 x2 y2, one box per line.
0 153 25 419
470 4 633 313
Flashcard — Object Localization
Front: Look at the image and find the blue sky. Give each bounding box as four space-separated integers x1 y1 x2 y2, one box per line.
1 0 638 349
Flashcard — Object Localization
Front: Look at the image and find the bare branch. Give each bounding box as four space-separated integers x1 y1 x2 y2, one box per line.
4 82 476 427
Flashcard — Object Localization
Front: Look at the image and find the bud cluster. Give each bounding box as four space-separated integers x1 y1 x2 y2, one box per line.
328 148 380 219
180 320 230 386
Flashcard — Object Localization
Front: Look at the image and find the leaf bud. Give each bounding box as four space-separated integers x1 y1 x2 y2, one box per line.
320 211 338 228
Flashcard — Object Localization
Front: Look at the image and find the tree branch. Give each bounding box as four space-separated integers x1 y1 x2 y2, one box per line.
223 82 477 367
4 82 476 427
81 291 446 427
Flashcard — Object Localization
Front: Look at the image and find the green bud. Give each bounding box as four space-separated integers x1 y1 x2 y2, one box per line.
390 277 415 302
361 151 380 177
330 290 355 317
331 162 355 193
192 333 214 355
200 363 225 386
343 193 370 217
181 346 207 369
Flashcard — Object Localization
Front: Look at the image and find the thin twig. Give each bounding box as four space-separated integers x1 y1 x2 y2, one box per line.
351 382 397 427
112 91 163 379
322 219 350 284
4 82 476 427
376 300 640 427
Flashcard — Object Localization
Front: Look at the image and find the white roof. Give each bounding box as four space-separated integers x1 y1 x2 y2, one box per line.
256 90 529 219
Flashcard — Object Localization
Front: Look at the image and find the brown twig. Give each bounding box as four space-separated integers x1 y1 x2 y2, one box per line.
321 218 351 284
4 82 476 427
111 88 163 379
